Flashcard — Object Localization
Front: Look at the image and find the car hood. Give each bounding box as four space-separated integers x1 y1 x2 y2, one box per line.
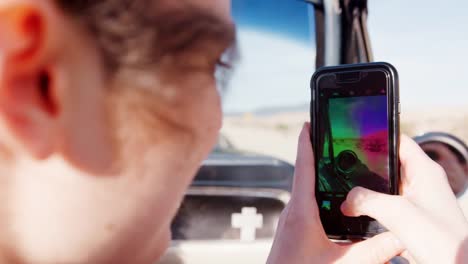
192 150 294 191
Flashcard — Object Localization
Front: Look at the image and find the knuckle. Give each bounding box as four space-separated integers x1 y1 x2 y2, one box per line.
276 206 295 232
432 162 446 175
427 161 448 179
285 208 305 226
294 155 305 169
278 207 289 223
282 201 309 228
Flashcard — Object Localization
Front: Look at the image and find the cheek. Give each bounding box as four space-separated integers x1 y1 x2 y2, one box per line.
194 88 222 154
164 76 222 153
201 92 222 132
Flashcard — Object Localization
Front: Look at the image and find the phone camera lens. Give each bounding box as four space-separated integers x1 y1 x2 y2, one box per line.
336 150 359 174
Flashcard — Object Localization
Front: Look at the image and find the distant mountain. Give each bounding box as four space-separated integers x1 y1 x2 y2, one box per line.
225 103 310 117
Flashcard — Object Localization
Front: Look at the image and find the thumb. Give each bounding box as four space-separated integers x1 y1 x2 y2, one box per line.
341 187 423 234
341 187 448 264
341 232 404 264
291 122 315 202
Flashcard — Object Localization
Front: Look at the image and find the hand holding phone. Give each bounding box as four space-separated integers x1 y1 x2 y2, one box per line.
268 62 467 263
342 136 468 264
310 62 400 239
267 127 468 264
267 123 404 264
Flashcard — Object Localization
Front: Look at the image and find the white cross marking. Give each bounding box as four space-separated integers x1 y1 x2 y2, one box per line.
231 207 263 242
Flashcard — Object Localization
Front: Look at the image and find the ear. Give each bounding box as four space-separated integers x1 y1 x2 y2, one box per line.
0 2 60 159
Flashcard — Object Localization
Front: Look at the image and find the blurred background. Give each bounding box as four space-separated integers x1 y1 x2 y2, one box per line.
221 0 467 164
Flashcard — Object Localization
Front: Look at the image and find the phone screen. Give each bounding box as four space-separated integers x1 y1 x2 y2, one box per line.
315 70 392 236
319 95 389 193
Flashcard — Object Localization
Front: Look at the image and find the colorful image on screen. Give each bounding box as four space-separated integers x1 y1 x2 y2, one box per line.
318 95 389 193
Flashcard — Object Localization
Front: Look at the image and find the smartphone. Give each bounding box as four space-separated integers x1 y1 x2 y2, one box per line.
310 62 400 239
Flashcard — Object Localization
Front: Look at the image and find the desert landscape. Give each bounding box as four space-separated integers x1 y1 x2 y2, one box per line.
221 107 468 164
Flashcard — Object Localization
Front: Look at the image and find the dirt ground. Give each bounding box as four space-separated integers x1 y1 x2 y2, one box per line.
221 108 468 164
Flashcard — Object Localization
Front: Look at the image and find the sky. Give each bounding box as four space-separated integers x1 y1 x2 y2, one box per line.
368 0 468 110
223 0 315 113
223 0 468 113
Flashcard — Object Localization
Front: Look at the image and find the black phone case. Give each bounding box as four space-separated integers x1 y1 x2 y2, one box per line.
310 62 400 240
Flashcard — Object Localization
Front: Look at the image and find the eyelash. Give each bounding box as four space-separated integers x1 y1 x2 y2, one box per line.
216 58 232 69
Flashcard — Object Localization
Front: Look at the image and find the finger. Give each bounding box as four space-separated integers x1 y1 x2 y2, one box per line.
291 122 315 200
400 136 465 228
399 135 436 183
341 187 427 234
341 232 404 264
283 123 326 239
341 186 458 264
400 135 428 163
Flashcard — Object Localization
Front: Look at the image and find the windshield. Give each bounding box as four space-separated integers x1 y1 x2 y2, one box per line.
220 0 316 163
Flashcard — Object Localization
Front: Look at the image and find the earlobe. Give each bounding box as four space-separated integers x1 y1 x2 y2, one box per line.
0 3 59 160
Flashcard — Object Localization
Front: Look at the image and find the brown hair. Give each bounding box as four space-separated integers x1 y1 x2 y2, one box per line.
55 0 160 72
54 0 236 77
